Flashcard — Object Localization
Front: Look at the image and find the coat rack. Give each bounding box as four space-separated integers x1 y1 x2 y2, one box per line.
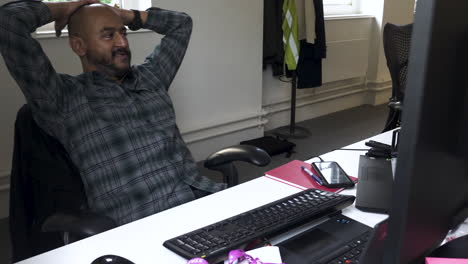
274 71 311 139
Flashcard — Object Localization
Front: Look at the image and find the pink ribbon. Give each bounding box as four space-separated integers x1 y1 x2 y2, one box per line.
187 249 284 264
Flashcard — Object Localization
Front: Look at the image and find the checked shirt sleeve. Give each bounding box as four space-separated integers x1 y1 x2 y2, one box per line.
136 8 193 91
0 1 65 116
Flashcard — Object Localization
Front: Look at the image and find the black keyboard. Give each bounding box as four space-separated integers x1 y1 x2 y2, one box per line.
324 232 370 264
163 189 356 262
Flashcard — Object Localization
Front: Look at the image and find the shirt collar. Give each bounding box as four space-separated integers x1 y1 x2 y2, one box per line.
84 68 137 85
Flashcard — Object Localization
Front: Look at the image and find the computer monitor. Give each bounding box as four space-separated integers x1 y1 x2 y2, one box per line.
383 0 468 263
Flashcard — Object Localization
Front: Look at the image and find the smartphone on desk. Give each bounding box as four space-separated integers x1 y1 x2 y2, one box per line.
311 161 355 188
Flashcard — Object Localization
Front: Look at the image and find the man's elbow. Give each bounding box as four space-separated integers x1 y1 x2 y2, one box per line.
0 7 22 31
181 13 193 31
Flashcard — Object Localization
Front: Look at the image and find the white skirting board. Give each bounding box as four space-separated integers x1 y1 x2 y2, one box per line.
262 78 391 131
183 78 392 160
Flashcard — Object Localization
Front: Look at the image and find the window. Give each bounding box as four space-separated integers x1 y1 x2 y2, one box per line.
43 0 119 4
38 0 151 34
324 0 352 4
323 0 360 16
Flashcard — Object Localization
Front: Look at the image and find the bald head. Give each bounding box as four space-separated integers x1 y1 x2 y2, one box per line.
68 3 131 79
68 4 120 38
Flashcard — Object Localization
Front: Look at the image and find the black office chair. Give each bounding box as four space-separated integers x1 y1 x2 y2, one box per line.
382 23 413 132
9 104 270 262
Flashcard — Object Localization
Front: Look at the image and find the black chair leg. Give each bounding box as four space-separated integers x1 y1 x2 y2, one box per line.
209 163 239 188
383 108 401 132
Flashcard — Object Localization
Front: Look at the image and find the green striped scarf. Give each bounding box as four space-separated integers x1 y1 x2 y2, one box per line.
282 0 300 71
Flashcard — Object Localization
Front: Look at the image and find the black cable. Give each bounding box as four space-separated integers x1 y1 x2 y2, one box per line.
308 156 324 162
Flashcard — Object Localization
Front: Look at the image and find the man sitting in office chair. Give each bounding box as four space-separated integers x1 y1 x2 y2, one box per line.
0 0 225 226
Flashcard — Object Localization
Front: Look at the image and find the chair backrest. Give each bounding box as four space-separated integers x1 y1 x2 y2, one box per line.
9 104 86 262
383 23 413 102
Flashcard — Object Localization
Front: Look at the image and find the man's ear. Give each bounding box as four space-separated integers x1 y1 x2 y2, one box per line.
69 36 87 57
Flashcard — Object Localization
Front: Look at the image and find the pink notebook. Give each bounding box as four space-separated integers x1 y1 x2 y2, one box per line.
426 257 468 264
264 160 357 193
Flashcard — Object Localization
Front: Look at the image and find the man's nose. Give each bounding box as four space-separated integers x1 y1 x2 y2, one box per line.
114 33 128 47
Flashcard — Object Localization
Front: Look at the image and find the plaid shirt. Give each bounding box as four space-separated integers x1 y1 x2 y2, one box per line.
0 1 225 225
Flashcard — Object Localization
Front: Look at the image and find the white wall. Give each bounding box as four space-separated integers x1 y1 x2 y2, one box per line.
152 0 265 160
362 0 415 83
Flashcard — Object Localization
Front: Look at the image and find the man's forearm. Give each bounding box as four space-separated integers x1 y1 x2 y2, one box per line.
118 9 148 26
44 1 71 23
45 1 149 25
0 1 50 33
143 8 192 36
45 1 148 36
0 1 63 115
137 8 193 90
44 0 100 37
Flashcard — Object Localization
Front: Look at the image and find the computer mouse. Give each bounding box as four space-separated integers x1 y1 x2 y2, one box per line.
91 254 135 264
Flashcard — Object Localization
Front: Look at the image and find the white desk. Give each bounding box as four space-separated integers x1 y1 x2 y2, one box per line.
17 131 393 264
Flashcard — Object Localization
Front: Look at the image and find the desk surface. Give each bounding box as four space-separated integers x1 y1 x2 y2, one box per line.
17 131 393 264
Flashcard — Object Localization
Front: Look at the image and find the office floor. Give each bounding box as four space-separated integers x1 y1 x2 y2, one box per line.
0 104 388 264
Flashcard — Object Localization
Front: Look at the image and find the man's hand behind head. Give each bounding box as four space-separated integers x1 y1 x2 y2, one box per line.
44 0 100 37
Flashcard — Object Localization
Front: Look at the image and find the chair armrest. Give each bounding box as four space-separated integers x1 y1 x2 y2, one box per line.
204 145 271 168
42 212 117 241
204 145 271 187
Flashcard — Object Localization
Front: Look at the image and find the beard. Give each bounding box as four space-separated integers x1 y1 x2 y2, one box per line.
89 47 132 79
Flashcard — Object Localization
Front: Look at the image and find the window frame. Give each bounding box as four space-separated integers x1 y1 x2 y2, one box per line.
324 0 361 16
324 0 352 5
36 0 151 35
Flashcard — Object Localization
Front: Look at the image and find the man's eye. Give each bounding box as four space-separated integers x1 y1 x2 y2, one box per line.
103 33 113 39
